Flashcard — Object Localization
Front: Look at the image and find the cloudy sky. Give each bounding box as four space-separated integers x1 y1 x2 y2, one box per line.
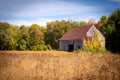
0 0 120 26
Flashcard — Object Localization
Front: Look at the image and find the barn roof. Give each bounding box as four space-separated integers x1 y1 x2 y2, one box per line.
60 24 93 40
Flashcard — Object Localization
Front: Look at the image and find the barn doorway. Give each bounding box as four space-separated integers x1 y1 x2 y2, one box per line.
68 44 74 52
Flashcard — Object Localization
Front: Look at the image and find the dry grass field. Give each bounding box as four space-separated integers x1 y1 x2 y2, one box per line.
0 51 120 80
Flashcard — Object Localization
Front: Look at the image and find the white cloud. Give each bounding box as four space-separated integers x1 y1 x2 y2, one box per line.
7 18 54 26
5 0 99 26
7 15 99 26
13 1 97 18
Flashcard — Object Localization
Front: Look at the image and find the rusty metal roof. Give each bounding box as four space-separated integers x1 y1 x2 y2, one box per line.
60 25 93 40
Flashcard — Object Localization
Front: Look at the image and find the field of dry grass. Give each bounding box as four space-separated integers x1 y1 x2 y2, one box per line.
0 51 72 56
0 51 120 80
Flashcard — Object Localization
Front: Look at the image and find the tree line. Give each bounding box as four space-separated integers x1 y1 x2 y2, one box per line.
0 9 120 52
95 9 120 52
0 20 89 50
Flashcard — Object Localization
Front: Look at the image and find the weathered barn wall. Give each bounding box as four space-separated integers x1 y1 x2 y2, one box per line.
59 40 83 51
86 25 105 46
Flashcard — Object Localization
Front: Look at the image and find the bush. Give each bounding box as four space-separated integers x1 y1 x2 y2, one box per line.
17 39 27 50
30 46 37 51
78 30 107 54
29 45 52 51
47 44 52 50
37 45 48 50
77 48 108 54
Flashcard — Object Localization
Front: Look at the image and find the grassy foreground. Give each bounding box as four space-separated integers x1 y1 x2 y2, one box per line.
0 51 120 80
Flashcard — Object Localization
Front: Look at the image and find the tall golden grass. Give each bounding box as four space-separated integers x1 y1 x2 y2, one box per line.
0 51 120 80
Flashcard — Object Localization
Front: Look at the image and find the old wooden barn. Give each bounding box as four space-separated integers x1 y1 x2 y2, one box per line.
59 25 105 51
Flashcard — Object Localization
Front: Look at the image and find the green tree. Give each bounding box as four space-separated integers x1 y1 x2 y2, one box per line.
95 16 108 33
0 22 10 50
0 22 18 50
17 39 27 50
45 20 72 49
7 25 18 50
96 9 120 52
29 24 46 50
106 9 120 52
17 25 30 50
101 16 107 24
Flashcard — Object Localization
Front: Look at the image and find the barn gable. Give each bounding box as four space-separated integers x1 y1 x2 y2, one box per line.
59 25 105 51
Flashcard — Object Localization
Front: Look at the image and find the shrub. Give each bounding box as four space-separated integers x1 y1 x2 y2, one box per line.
47 44 52 50
30 46 37 51
37 45 48 50
78 30 107 54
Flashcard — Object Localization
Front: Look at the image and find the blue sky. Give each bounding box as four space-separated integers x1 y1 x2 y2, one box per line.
0 0 120 26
